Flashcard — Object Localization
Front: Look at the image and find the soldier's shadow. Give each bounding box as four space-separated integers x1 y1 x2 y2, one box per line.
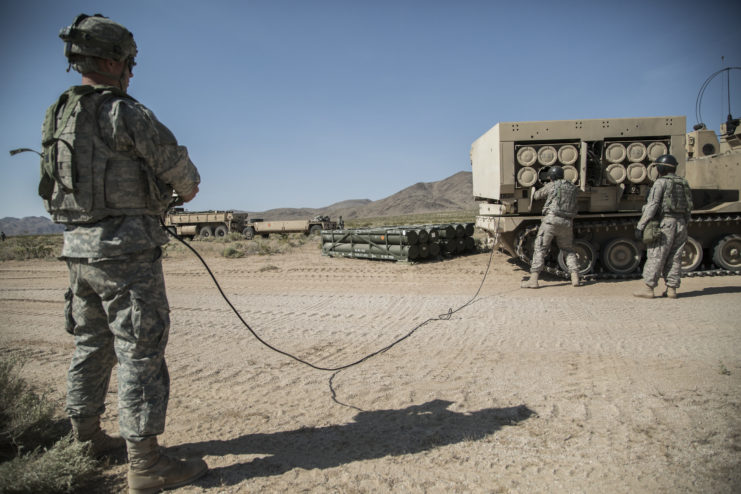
674 285 741 298
186 399 534 487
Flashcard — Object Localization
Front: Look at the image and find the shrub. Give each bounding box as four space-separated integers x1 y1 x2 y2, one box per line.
0 358 99 493
0 359 58 456
0 235 63 262
0 435 97 494
223 245 246 258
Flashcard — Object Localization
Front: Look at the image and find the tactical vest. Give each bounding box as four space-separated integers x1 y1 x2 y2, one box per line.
40 85 172 224
545 179 578 218
660 175 693 216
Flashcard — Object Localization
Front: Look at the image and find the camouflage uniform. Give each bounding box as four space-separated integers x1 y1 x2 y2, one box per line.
530 179 579 274
56 92 199 441
637 174 692 289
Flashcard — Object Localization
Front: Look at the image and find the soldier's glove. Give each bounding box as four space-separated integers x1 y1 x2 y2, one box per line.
634 228 643 241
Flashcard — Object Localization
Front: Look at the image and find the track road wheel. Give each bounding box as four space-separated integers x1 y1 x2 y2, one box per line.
680 236 703 272
199 226 213 238
601 237 642 274
712 234 741 270
558 239 597 275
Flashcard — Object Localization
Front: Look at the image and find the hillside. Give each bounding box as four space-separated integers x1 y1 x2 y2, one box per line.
252 170 475 220
0 171 475 234
0 216 65 236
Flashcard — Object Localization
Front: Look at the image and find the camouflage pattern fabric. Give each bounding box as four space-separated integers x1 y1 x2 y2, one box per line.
46 84 200 441
637 173 692 231
58 87 199 257
530 179 579 274
62 215 170 259
65 247 170 441
637 173 691 288
530 215 578 274
641 217 688 288
534 179 578 219
661 175 693 218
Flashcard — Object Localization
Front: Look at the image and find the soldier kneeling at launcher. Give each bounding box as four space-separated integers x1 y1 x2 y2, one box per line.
521 165 581 289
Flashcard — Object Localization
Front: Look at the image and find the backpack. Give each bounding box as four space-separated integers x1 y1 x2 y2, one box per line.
661 175 693 216
40 85 171 224
547 179 578 218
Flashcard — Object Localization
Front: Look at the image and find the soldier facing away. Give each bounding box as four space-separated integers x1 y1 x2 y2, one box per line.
633 154 693 299
521 165 581 289
41 13 206 492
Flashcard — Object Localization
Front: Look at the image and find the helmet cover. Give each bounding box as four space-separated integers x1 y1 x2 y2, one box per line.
60 14 137 63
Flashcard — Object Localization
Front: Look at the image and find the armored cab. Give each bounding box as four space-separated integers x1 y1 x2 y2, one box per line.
472 115 741 275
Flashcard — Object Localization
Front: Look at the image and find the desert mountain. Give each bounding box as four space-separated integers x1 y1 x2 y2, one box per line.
0 171 475 235
0 216 65 236
251 171 475 220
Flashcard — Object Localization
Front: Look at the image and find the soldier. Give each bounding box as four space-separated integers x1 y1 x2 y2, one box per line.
633 154 693 299
42 14 206 492
521 165 581 288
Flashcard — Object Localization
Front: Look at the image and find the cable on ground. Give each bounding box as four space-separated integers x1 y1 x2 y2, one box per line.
161 219 496 373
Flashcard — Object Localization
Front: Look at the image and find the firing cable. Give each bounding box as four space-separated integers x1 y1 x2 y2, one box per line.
160 218 496 373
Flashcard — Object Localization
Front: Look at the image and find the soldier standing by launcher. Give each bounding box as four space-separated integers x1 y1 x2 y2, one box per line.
521 165 581 288
41 14 206 492
633 154 693 299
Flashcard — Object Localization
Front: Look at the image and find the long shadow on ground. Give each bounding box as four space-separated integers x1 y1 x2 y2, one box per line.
185 399 534 487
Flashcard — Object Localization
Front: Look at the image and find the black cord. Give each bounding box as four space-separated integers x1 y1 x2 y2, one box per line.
160 218 495 372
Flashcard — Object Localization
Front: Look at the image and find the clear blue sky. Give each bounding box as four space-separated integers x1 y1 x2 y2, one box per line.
2 0 740 219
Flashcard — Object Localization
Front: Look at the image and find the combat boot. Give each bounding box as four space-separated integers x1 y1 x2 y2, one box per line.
127 437 207 494
666 287 677 299
570 272 580 287
71 416 125 457
521 272 540 288
633 284 655 299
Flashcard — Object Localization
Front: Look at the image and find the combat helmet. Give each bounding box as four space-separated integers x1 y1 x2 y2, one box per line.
547 165 565 181
655 154 678 175
60 14 137 68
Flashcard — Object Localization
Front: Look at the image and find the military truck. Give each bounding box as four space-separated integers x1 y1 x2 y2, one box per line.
242 215 338 239
165 210 338 240
164 209 251 238
471 110 741 276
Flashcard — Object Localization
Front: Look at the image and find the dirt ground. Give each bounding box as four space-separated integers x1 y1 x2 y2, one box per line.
1 239 740 493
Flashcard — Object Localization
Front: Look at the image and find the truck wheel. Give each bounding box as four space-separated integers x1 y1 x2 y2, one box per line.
199 226 213 238
243 226 255 240
309 225 322 236
214 225 228 238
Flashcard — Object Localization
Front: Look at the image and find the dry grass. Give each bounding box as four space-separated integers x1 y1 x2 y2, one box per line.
0 358 98 493
0 235 63 261
164 232 314 259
